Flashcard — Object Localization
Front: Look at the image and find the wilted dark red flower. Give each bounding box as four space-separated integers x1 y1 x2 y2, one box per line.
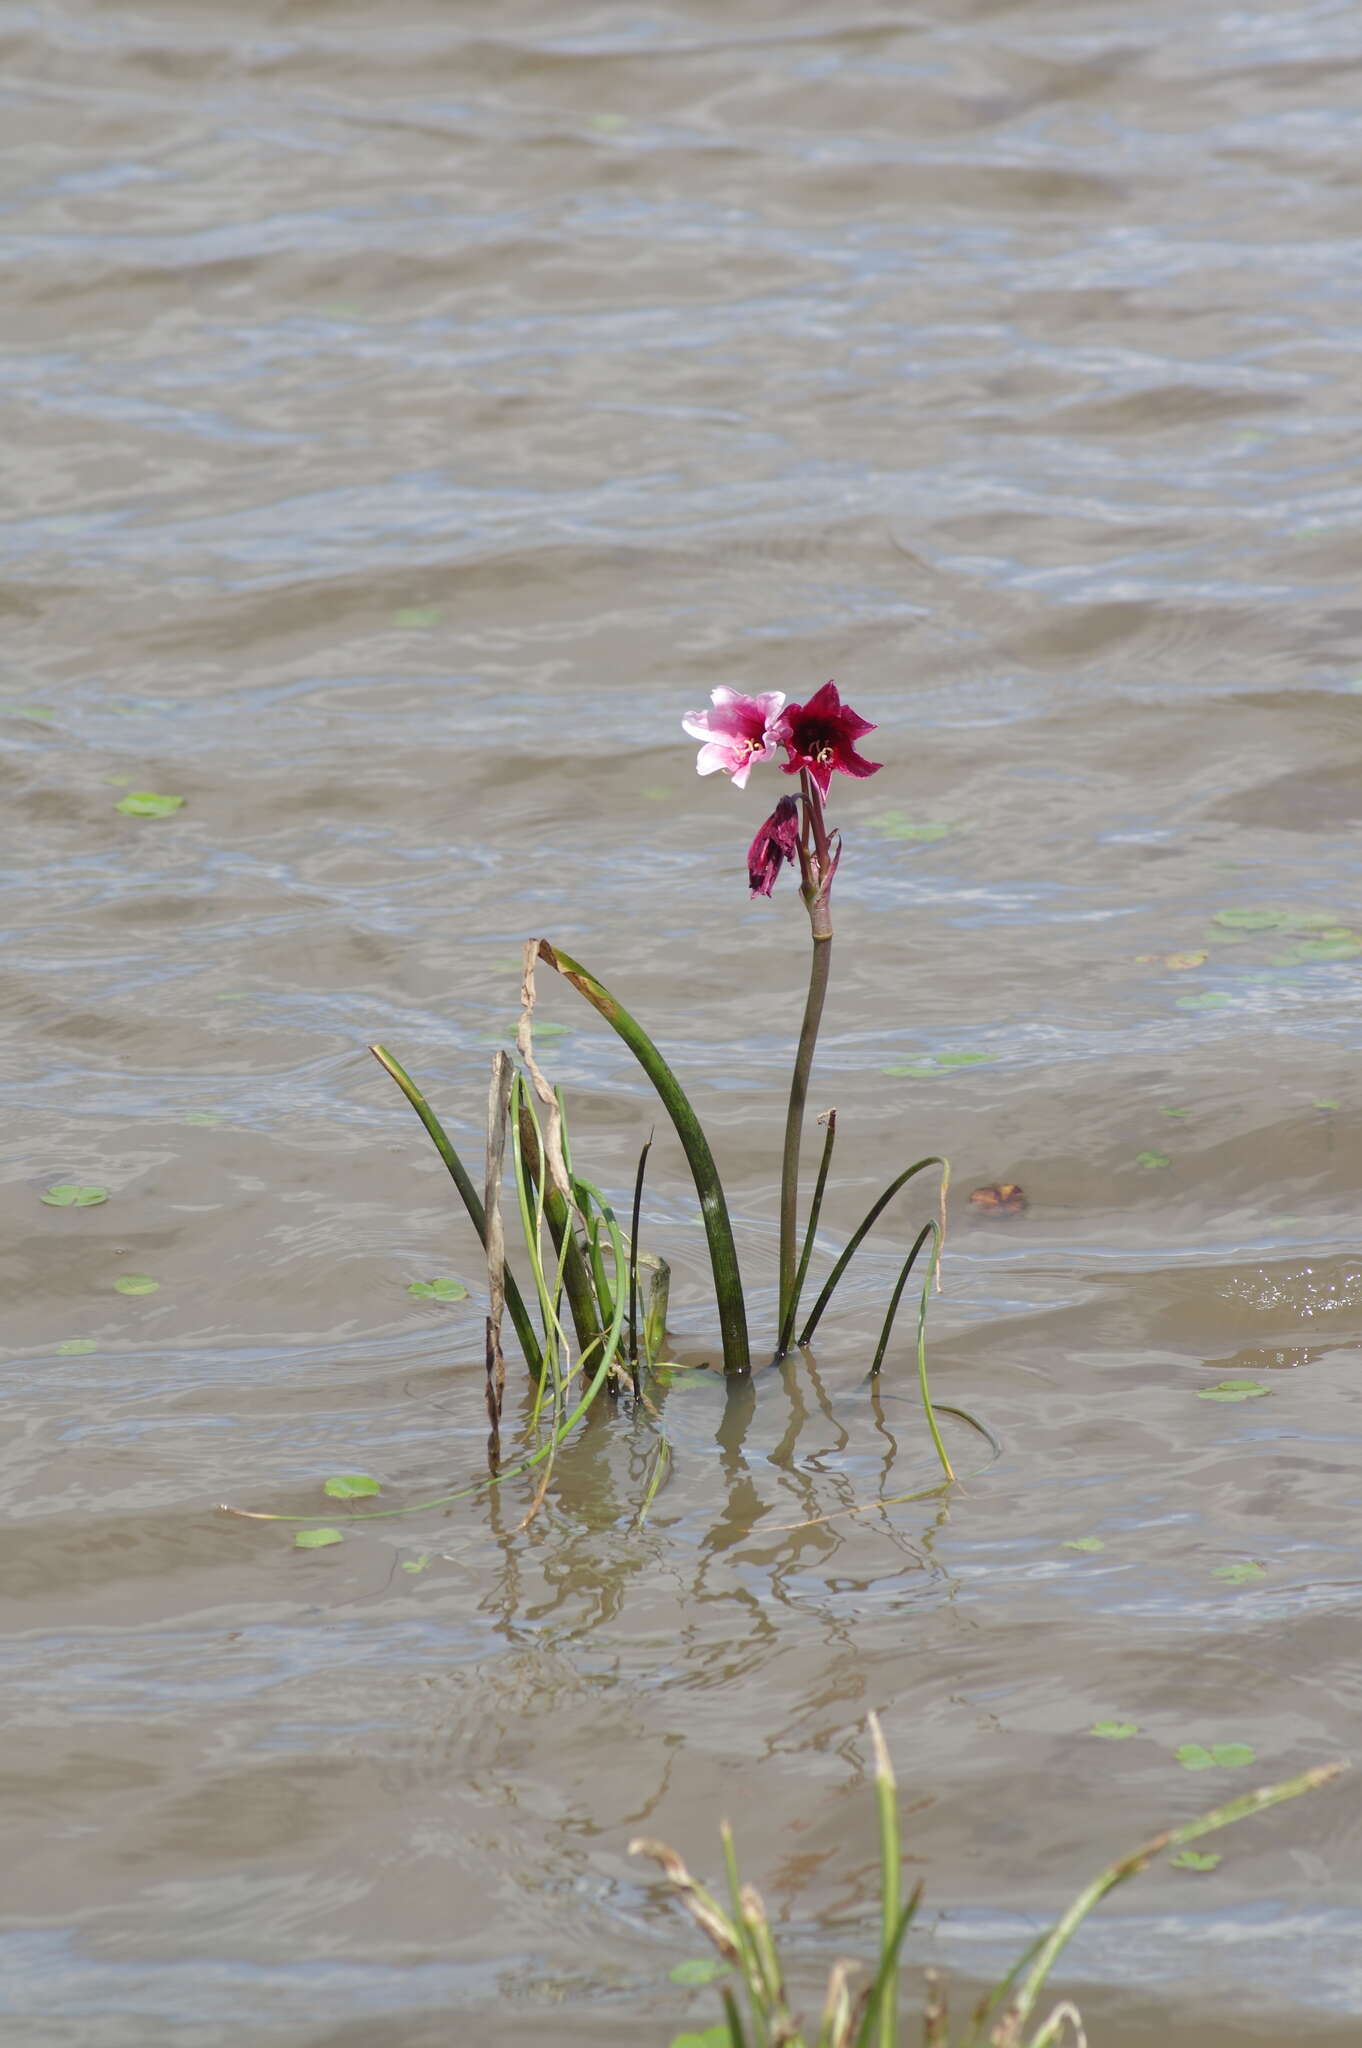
773 681 881 800
747 794 801 897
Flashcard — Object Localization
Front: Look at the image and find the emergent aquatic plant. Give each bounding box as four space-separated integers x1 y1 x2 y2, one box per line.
225 681 970 1540
369 680 957 1458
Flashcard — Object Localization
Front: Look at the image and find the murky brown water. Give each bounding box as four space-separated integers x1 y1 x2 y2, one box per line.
7 1 1362 2041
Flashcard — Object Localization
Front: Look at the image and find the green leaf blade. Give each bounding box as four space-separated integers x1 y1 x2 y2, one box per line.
538 941 749 1378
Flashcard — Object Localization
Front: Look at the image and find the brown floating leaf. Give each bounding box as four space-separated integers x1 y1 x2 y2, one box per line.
969 1183 1028 1215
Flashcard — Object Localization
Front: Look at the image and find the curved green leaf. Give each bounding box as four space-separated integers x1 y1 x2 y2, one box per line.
536 942 749 1378
797 1156 948 1349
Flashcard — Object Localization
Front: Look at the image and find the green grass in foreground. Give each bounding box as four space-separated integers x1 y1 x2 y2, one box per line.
634 1714 1343 2048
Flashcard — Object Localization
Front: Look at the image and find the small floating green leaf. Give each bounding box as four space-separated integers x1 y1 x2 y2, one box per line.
113 1274 159 1295
1176 1742 1256 1771
323 1473 381 1499
868 810 952 842
56 1339 97 1355
1293 937 1362 962
1213 1561 1267 1583
1091 1721 1139 1740
1161 1106 1191 1119
295 1527 344 1549
1136 1151 1171 1169
1314 1098 1341 1112
115 792 184 818
668 1958 731 1987
1198 1379 1269 1402
392 605 443 630
400 1554 431 1575
1064 1537 1105 1553
1171 1849 1221 1871
41 1184 109 1207
407 1277 469 1302
1212 909 1284 931
1176 992 1232 1010
882 1051 993 1078
183 1111 225 1127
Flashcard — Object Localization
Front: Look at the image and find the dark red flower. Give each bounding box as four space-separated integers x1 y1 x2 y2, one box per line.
773 681 881 800
747 794 801 897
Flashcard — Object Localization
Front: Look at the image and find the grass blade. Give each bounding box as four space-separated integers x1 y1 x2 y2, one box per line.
628 1131 654 1383
369 1043 541 1375
861 1712 921 2048
913 1223 953 1483
991 1762 1346 2045
537 940 750 1378
866 1221 932 1380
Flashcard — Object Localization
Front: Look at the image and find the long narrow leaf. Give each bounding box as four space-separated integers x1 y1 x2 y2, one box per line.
515 1081 602 1359
628 1131 653 1381
369 1044 542 1375
509 1071 561 1394
483 1053 514 1462
851 1891 920 2048
536 941 750 1378
992 1762 1345 2045
870 1713 900 2048
797 1156 947 1350
914 1223 954 1483
867 1221 932 1380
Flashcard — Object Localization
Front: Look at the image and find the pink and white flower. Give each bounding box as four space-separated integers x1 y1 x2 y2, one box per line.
682 687 786 790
